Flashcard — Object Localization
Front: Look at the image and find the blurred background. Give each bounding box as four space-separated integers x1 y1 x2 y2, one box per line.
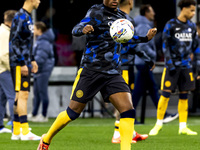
1 0 200 120
0 0 179 66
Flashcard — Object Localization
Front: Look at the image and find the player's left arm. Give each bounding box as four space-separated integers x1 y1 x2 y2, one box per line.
72 6 102 36
127 28 157 44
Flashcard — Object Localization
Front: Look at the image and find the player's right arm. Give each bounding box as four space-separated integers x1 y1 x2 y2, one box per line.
72 5 102 36
162 22 176 74
10 14 29 76
10 14 26 66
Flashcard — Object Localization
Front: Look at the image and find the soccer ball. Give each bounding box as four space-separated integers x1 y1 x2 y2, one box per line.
110 18 134 43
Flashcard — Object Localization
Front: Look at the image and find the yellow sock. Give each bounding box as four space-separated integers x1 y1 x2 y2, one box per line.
43 111 72 144
13 121 21 135
119 118 135 150
21 122 29 135
178 99 188 123
157 95 170 120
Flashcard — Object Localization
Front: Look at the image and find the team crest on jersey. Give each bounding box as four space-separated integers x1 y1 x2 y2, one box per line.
76 90 84 98
23 81 29 88
165 81 171 87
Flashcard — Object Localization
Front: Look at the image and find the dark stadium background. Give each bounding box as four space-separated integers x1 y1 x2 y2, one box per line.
0 0 178 66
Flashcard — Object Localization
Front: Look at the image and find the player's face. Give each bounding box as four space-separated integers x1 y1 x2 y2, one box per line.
146 6 155 21
32 0 41 9
103 0 120 9
183 5 196 20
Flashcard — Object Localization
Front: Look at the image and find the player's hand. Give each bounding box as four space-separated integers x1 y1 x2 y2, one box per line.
82 25 94 34
21 65 29 76
31 61 38 73
197 76 200 80
146 28 157 41
150 64 156 71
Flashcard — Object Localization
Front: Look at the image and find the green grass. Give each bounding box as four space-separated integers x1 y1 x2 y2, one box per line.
0 117 200 150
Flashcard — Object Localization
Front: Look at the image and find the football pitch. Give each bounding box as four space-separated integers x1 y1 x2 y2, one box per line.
0 117 200 150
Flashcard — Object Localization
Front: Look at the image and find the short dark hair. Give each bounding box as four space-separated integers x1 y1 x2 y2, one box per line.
178 0 196 10
140 4 151 16
4 10 17 22
34 21 47 33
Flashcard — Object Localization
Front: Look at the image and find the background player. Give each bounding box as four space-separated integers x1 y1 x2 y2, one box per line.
9 0 41 140
133 4 178 124
149 0 200 136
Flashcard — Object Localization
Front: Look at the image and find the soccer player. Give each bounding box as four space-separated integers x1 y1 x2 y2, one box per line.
149 0 200 136
9 0 41 140
37 0 157 150
133 4 179 124
0 10 17 134
111 0 155 144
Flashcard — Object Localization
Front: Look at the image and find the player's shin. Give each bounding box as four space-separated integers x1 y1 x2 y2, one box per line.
43 107 80 144
13 100 20 135
157 91 170 124
178 93 188 129
119 109 135 150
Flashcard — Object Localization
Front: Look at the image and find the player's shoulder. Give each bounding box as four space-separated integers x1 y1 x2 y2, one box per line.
164 18 179 29
166 18 177 24
14 8 29 21
89 4 104 11
187 19 196 29
86 4 104 16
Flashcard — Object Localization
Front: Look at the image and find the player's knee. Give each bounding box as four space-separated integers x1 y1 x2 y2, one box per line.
66 107 80 120
19 91 29 100
162 91 171 98
120 109 135 119
179 93 188 99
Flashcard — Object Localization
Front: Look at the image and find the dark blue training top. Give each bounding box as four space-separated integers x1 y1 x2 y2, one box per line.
72 4 148 74
162 17 200 72
9 8 34 67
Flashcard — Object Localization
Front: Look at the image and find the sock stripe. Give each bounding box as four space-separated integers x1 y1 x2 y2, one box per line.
120 109 135 119
162 91 171 98
115 126 119 129
66 107 80 120
19 115 28 123
179 93 188 99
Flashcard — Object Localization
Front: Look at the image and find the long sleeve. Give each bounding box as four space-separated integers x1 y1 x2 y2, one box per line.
72 6 102 36
127 35 148 44
192 31 200 74
10 17 25 66
162 23 175 70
